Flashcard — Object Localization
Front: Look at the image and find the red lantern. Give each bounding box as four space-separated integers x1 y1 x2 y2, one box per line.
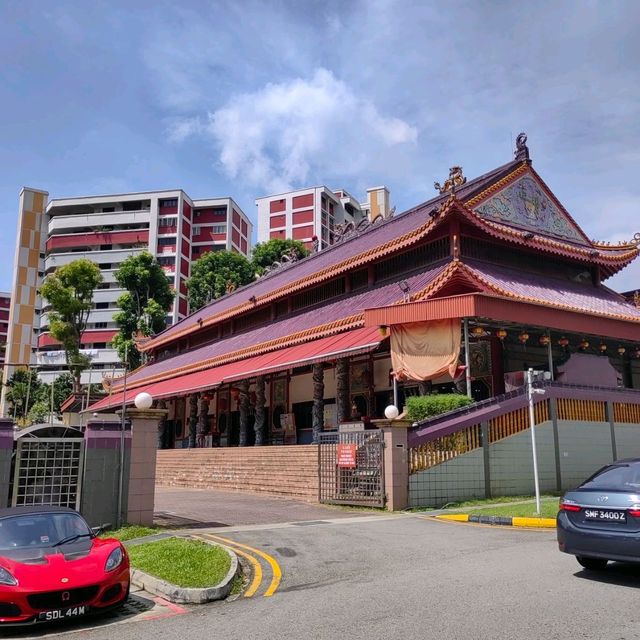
496 328 507 341
618 346 626 356
579 339 589 350
558 336 569 348
599 343 607 353
539 335 550 346
518 331 529 344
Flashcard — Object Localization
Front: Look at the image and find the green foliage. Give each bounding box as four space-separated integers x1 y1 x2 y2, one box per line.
40 259 102 392
187 250 255 311
406 394 474 422
27 400 50 424
4 371 74 424
101 525 158 541
112 252 174 370
252 238 309 274
127 537 231 588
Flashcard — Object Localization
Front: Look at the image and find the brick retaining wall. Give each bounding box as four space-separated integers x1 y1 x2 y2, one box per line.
156 446 319 501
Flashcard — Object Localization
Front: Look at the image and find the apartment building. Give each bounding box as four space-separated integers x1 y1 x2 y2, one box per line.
0 292 9 367
1 187 252 413
256 185 391 250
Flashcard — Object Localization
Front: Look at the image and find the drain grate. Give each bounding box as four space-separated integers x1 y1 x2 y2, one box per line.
292 520 329 526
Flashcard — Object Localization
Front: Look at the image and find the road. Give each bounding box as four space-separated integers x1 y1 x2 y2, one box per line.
9 514 640 640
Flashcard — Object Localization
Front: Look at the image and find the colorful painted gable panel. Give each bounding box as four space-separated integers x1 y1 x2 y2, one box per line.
474 174 588 244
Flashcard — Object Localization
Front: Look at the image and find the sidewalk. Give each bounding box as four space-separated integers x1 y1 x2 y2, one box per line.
154 486 373 528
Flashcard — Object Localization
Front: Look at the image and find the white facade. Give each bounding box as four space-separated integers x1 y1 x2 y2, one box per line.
256 185 391 250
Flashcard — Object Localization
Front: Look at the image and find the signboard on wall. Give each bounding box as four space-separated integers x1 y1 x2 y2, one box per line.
336 444 357 468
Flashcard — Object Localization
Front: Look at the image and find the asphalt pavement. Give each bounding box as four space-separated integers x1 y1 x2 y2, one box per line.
13 512 640 640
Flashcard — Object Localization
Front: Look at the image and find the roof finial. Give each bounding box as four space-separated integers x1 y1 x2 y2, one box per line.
434 166 466 194
514 132 530 162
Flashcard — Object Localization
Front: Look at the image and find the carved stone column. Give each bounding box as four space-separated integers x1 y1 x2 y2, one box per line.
418 381 432 396
156 399 167 449
188 394 198 448
254 376 266 446
336 358 350 423
197 393 209 447
238 381 250 447
312 363 324 444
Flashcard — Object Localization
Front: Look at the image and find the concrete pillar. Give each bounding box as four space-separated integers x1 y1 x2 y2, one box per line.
82 420 131 528
375 419 410 511
0 419 14 508
118 407 167 526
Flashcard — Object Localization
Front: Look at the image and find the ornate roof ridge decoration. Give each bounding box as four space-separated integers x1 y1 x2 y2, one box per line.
514 132 530 162
414 259 640 324
435 166 467 194
591 233 640 250
261 247 302 275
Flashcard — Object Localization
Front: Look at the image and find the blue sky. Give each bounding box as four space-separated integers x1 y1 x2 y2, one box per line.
1 0 639 293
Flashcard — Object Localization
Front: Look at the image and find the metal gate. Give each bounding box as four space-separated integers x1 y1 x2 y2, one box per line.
12 438 85 509
318 430 385 507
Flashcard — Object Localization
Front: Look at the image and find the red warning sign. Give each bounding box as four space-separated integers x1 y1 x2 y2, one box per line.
336 444 357 468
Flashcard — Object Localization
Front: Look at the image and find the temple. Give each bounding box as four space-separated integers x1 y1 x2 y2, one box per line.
89 134 640 449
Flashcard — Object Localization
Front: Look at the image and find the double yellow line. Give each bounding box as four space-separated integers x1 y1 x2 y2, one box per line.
198 533 282 597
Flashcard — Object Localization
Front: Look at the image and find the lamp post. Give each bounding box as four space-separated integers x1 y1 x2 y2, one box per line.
527 368 547 515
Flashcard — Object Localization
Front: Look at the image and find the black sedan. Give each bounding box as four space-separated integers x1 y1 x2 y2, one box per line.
558 459 640 570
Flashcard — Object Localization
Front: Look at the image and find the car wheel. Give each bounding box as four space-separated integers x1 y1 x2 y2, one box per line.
576 556 608 571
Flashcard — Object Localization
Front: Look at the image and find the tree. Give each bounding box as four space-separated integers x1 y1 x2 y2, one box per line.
187 250 255 312
252 238 309 275
112 252 174 370
3 369 41 420
40 259 102 393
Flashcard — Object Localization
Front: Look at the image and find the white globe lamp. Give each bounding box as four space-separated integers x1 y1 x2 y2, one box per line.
134 392 153 410
384 405 400 420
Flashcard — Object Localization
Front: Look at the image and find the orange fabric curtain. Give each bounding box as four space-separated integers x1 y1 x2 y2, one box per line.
390 319 461 382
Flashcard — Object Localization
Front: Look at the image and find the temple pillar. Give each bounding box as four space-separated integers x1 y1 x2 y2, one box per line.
254 376 266 446
336 358 350 423
197 393 209 446
188 394 198 448
312 363 324 443
238 380 250 447
0 419 14 508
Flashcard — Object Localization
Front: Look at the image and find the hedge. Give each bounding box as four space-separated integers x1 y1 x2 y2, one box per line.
406 394 474 422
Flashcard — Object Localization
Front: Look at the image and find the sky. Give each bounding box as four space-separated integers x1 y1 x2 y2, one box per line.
1 0 639 293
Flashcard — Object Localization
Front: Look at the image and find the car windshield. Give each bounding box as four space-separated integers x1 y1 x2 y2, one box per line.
0 513 92 550
581 464 640 491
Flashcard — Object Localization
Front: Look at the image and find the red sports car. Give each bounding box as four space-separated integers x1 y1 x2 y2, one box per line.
0 506 130 626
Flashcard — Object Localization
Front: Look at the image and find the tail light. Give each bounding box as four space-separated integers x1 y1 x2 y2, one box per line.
628 508 640 517
559 500 581 512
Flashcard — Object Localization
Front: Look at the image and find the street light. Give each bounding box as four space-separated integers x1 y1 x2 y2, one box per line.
527 368 548 515
134 392 153 410
384 405 399 420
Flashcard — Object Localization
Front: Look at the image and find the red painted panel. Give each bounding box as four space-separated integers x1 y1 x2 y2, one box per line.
179 297 188 316
292 193 313 209
183 202 192 221
159 205 177 215
292 225 314 240
182 220 191 237
180 281 188 296
270 199 286 213
157 243 176 253
270 230 286 239
232 209 241 227
212 234 226 242
232 228 240 246
157 224 177 234
270 215 286 228
46 230 149 252
38 330 117 348
241 219 248 235
0 310 8 321
181 258 190 277
193 208 227 224
241 238 247 254
292 209 314 225
181 238 190 256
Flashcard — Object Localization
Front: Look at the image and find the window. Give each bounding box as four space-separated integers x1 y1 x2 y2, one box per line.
95 322 107 329
158 256 175 266
159 216 176 227
95 302 109 309
157 237 176 246
123 201 143 211
160 199 178 208
102 207 115 213
212 225 226 234
193 226 201 236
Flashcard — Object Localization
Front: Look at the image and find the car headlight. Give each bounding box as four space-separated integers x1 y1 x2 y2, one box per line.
105 547 123 572
0 566 17 586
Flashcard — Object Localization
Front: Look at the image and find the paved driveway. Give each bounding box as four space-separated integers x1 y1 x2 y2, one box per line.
20 514 640 640
154 486 373 527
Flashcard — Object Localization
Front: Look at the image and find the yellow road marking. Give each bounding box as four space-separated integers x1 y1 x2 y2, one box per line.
417 515 552 532
203 534 282 597
193 535 262 598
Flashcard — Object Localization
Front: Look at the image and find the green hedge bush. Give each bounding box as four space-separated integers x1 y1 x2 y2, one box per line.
406 394 474 422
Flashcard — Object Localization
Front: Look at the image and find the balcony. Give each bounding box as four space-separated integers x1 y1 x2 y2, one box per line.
41 308 117 328
36 348 121 367
44 247 144 272
39 366 124 386
46 230 149 254
48 210 150 234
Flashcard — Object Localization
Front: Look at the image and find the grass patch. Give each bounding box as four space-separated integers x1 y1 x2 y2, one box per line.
128 537 231 588
101 525 159 541
466 499 559 519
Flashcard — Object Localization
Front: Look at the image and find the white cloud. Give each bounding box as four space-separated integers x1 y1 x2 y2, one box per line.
175 68 417 193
